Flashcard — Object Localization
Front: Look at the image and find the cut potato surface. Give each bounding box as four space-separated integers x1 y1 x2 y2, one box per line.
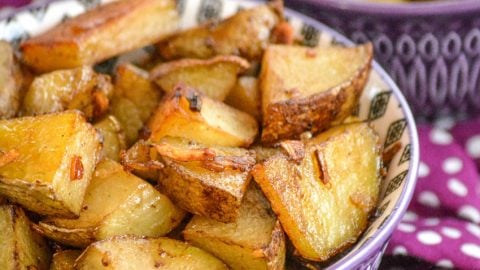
252 122 381 261
147 85 258 147
151 55 249 101
50 250 82 270
36 159 185 247
158 4 280 61
74 236 228 270
93 115 126 161
0 111 101 217
21 0 179 72
260 43 373 144
225 76 261 120
0 205 51 270
0 41 24 119
184 185 286 270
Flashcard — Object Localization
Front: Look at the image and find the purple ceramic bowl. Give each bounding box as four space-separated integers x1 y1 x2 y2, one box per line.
287 0 480 118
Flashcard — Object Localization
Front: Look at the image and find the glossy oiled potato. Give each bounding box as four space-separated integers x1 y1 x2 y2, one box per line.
49 250 82 270
252 122 381 261
75 236 228 270
0 111 101 217
35 159 185 247
225 76 261 120
93 115 126 161
260 44 373 144
21 0 179 72
0 41 25 119
183 185 286 270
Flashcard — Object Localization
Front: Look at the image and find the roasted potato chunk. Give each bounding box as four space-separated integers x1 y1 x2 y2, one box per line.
21 0 179 72
158 4 280 61
35 159 185 248
260 44 373 144
120 140 163 181
225 76 261 120
22 66 113 121
151 55 249 101
184 185 286 270
75 236 228 270
252 122 381 261
0 205 51 269
148 85 258 147
0 111 101 217
50 250 82 270
111 63 162 145
94 115 126 161
0 41 24 119
157 137 255 223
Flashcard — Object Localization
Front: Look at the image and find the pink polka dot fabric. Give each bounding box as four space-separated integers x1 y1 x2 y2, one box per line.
387 121 480 269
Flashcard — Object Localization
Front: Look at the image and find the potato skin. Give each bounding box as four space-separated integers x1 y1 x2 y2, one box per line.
158 4 280 61
21 0 179 72
260 44 373 144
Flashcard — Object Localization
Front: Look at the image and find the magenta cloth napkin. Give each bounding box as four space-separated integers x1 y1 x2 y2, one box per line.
386 120 480 269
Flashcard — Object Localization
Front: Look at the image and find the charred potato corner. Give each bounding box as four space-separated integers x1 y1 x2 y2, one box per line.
0 0 382 269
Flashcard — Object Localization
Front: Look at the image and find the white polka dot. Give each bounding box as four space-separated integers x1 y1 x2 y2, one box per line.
447 178 468 197
461 243 480 259
434 116 456 130
430 128 453 145
436 259 454 269
466 223 480 238
397 223 416 233
418 191 440 208
458 205 480 223
424 218 440 226
466 135 480 158
402 211 418 222
441 227 462 239
417 230 442 245
392 245 408 255
442 157 463 174
418 161 430 178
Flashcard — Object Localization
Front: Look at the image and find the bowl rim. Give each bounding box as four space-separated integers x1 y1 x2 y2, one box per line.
295 0 480 16
0 0 420 268
282 5 420 270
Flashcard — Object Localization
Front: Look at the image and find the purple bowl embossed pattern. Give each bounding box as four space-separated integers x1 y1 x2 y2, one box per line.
288 0 480 118
0 0 420 269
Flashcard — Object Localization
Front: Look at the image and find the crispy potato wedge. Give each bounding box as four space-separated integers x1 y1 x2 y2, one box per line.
21 0 179 72
74 236 228 270
35 159 185 248
225 76 261 120
120 140 163 181
50 250 82 270
157 137 255 223
151 55 249 101
252 122 381 261
148 85 258 147
158 4 280 61
0 41 24 119
94 115 126 161
0 205 51 269
183 185 286 270
0 111 101 217
260 44 373 144
22 66 113 121
111 63 163 145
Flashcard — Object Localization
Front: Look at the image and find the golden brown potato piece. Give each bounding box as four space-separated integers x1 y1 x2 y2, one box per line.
21 0 179 72
0 205 51 269
157 137 255 223
158 4 280 61
0 111 101 217
111 63 163 145
251 145 282 164
183 185 286 270
252 122 381 261
225 76 261 120
148 85 258 147
50 250 82 270
120 140 163 181
75 236 228 270
35 159 185 248
260 43 373 144
0 41 24 119
151 55 249 101
22 66 113 121
94 115 126 161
